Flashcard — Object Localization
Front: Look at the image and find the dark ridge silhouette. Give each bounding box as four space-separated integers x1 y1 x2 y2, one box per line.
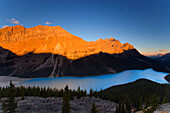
149 52 170 73
0 46 169 78
104 78 160 90
160 53 170 61
97 78 170 112
165 74 170 82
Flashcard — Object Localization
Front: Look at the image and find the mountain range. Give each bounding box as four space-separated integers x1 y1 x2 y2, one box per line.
0 25 169 78
0 25 134 60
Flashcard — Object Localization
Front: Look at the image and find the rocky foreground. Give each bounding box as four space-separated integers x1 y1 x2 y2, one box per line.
0 96 116 113
0 96 170 113
136 103 170 113
154 103 170 113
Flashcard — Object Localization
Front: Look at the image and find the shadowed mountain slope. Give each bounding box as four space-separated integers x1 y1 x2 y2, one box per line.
0 46 167 78
149 53 170 73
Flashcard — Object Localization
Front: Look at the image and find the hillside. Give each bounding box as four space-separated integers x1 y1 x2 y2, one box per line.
96 78 170 112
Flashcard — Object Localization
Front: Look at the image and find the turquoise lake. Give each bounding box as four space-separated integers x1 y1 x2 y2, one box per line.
20 69 169 91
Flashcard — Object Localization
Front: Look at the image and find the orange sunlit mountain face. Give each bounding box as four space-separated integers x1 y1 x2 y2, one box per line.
0 25 134 60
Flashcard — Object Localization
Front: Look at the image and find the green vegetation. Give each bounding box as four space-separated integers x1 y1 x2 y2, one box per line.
0 86 87 99
2 81 17 113
162 96 168 104
91 102 98 113
0 78 169 113
94 79 170 112
62 85 71 113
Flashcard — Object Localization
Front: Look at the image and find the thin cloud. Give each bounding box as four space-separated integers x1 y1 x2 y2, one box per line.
2 25 9 28
7 18 19 24
44 21 52 25
158 50 167 52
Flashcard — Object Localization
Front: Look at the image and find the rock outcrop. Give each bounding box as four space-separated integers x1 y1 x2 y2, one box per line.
154 103 170 113
0 25 134 59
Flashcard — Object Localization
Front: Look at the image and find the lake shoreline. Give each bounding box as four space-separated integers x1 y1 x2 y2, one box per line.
18 69 168 92
0 69 168 89
0 76 31 87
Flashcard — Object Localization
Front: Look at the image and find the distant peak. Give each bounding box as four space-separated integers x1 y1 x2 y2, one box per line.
97 38 104 41
12 25 26 30
13 25 25 28
35 25 44 27
97 37 116 42
122 42 134 50
53 26 66 30
0 25 26 34
29 25 66 31
123 42 130 45
1 25 25 29
108 37 116 41
33 25 62 28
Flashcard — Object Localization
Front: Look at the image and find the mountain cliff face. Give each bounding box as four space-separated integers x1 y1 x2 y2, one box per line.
0 25 166 78
0 25 134 59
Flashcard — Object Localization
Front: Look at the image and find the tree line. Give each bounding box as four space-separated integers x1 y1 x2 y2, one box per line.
0 79 170 113
95 79 170 113
0 85 87 100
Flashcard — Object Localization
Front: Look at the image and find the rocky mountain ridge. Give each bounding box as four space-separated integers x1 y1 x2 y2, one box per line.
0 25 134 59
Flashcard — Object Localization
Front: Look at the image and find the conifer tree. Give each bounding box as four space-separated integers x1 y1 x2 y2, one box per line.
84 90 87 97
115 104 119 113
120 103 126 113
77 86 81 99
162 96 168 104
144 94 159 113
150 94 159 110
138 96 143 110
91 102 98 113
21 91 25 100
62 85 71 113
89 89 94 97
2 81 17 113
126 100 131 113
